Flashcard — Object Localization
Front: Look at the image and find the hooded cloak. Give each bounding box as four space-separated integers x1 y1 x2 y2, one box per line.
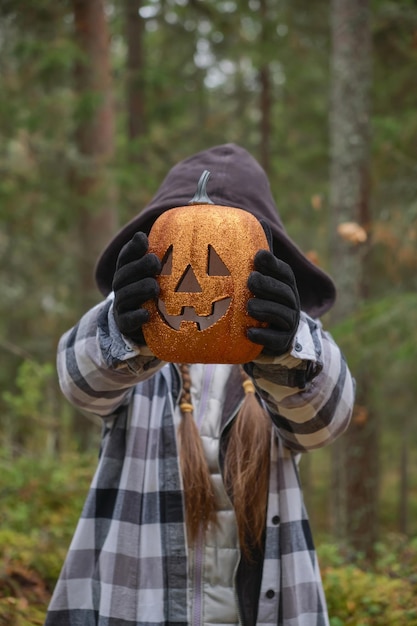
95 143 336 318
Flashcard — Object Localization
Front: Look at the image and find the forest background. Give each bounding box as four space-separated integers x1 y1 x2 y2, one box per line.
0 0 417 624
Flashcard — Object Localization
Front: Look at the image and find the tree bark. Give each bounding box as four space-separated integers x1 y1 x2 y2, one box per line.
72 0 117 448
124 0 146 152
329 0 377 558
329 0 371 318
259 64 272 176
259 0 271 175
72 0 117 311
398 417 409 534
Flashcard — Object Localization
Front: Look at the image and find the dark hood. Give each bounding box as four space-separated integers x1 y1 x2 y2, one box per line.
95 143 336 317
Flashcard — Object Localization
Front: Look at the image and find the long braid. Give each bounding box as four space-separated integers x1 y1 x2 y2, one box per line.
178 364 271 557
224 367 271 557
178 363 217 544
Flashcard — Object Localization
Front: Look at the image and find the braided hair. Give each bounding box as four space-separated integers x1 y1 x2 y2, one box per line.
178 364 271 557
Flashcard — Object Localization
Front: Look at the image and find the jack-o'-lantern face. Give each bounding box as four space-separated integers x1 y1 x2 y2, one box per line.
142 204 268 364
157 242 232 330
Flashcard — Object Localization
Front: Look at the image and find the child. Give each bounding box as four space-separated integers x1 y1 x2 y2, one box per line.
45 144 354 626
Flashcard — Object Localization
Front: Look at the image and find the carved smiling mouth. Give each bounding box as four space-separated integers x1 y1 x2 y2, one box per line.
157 297 232 331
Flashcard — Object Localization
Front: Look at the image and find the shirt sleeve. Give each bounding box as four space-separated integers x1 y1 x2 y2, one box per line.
248 312 355 452
56 295 164 418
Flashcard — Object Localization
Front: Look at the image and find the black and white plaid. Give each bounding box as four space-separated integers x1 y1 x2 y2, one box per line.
45 300 354 626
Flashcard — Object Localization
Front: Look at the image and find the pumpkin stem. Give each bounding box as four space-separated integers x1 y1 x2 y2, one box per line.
188 170 214 205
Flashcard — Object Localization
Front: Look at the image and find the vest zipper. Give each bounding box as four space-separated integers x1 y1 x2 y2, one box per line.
191 525 205 626
234 576 244 626
222 399 247 626
175 364 246 626
192 364 216 626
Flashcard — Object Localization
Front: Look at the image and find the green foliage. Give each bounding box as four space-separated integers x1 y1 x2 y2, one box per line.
319 540 417 625
3 360 54 422
370 0 417 296
0 451 96 624
332 293 417 423
325 566 417 625
0 451 95 583
1 358 65 454
333 293 417 364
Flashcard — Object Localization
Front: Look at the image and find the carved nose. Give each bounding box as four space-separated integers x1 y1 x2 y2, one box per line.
175 265 202 293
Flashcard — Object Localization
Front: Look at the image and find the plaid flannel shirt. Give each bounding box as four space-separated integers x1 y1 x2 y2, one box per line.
44 298 354 626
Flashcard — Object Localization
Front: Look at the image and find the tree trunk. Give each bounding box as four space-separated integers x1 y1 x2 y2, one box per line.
258 0 271 175
329 0 371 317
329 0 377 558
124 0 146 153
72 0 117 448
73 0 117 312
398 417 409 534
259 64 272 176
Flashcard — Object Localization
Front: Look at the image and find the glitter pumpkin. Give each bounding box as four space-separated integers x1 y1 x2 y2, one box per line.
142 204 269 364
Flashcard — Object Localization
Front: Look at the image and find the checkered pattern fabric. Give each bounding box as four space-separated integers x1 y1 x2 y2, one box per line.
44 299 354 626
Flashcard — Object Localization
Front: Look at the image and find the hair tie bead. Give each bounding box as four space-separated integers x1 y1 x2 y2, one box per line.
242 379 255 395
180 402 194 414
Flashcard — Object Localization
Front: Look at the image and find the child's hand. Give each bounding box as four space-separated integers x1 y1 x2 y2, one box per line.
247 250 300 356
112 232 162 346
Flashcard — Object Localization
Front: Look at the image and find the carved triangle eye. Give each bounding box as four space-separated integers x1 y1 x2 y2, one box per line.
175 265 202 293
207 245 230 276
160 246 173 275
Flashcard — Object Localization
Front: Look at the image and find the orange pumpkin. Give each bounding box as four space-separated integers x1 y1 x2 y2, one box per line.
142 204 268 364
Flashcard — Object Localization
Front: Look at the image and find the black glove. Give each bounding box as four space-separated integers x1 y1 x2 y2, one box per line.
247 249 300 356
112 232 161 345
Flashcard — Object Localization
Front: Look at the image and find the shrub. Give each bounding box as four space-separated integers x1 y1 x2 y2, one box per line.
0 451 96 624
319 542 417 626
